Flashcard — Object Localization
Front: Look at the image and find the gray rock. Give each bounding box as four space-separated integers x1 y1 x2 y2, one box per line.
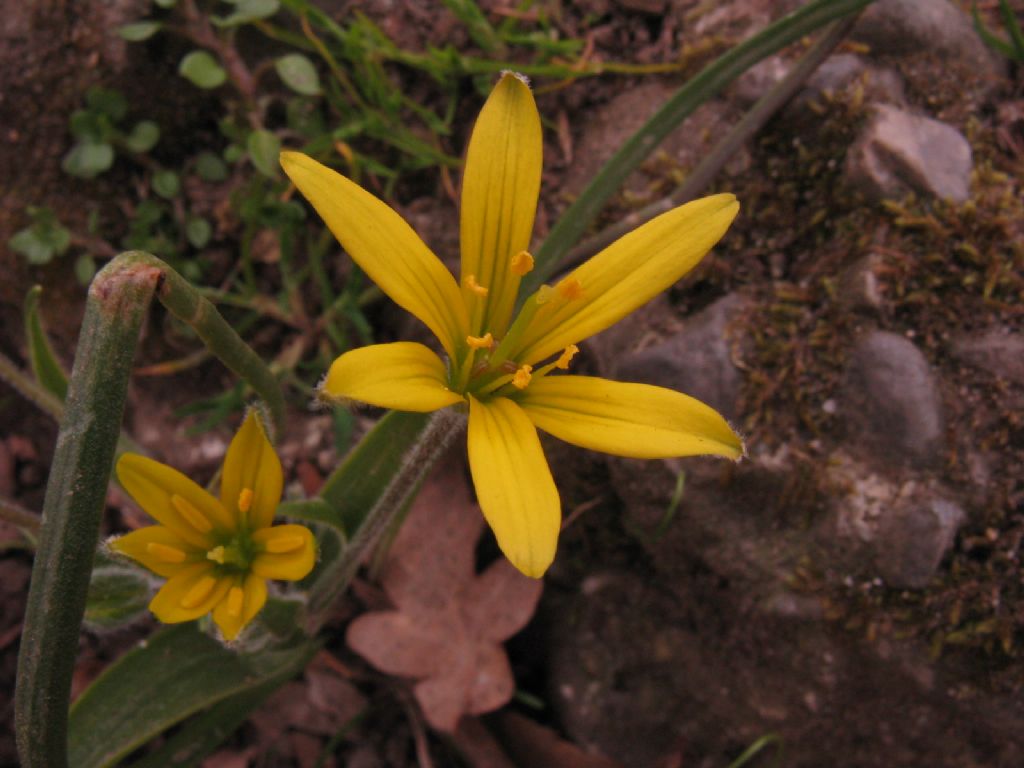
613 294 750 421
845 104 973 203
853 0 1003 81
826 454 966 589
836 253 885 313
806 54 906 106
950 329 1024 385
877 495 966 589
841 331 944 468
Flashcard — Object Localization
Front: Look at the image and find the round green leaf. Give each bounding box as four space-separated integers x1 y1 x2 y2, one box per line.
152 169 180 199
223 144 244 163
154 0 177 6
74 254 97 285
9 229 54 265
195 151 228 182
118 21 162 41
125 120 160 153
186 217 213 248
247 130 281 178
62 141 114 179
275 53 321 96
211 0 280 27
179 50 227 89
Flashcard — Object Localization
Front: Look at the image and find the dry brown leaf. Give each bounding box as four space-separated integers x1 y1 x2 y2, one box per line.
347 458 543 732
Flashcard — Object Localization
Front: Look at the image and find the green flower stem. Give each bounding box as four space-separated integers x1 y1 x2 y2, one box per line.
16 257 162 768
0 495 41 534
523 0 877 295
307 408 466 630
116 251 286 435
565 15 861 266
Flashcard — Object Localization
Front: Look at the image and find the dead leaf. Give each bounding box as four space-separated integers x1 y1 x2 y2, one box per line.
346 458 543 732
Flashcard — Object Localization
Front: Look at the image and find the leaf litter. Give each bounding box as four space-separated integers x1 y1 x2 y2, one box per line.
346 456 543 732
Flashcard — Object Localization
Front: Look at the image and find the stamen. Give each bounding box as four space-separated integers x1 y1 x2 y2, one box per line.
238 488 254 514
512 364 533 390
227 586 244 618
180 575 217 609
171 494 213 533
556 277 584 300
465 274 489 297
263 534 305 554
206 545 226 564
466 333 494 350
510 250 534 276
556 344 580 370
146 542 187 564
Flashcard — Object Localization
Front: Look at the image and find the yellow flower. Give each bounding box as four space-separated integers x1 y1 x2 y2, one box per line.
110 411 316 641
281 72 743 579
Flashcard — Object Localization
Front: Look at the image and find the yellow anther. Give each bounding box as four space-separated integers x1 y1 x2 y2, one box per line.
512 364 533 390
146 542 187 564
556 277 584 300
227 586 245 618
466 333 494 350
180 575 217 609
510 250 534 276
465 274 489 297
264 534 305 554
171 494 213 533
555 344 580 370
206 545 226 564
238 488 254 514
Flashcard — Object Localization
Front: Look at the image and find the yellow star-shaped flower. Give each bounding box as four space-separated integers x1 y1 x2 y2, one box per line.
281 72 743 578
110 411 316 641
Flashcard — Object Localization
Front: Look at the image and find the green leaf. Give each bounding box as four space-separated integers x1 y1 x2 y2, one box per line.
86 87 128 122
275 53 321 96
23 285 69 400
69 109 103 142
75 254 98 286
154 0 177 7
62 141 114 179
186 216 212 248
125 120 160 153
83 563 151 629
195 150 228 182
247 129 281 178
211 0 280 27
152 169 180 199
9 208 72 265
118 21 162 41
68 624 316 768
179 50 227 89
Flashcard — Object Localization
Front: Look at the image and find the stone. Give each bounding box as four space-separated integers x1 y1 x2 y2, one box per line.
853 0 1003 82
836 253 885 313
876 495 966 589
805 54 906 106
950 329 1024 385
841 331 944 468
845 105 973 203
825 454 966 588
612 294 750 421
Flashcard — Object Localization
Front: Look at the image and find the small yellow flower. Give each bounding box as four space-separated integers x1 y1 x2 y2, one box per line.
110 411 316 641
281 72 743 579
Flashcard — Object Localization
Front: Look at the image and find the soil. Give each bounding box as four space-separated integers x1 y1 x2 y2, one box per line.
2 1 1023 767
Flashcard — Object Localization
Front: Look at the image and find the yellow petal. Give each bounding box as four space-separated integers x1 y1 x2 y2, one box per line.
116 454 232 549
149 562 231 623
212 573 267 641
513 194 739 364
281 151 468 359
460 73 542 338
251 524 316 581
220 410 283 532
517 375 744 459
467 396 560 578
322 342 465 412
109 525 200 578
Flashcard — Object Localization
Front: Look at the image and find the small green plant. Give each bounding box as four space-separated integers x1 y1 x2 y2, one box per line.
8 207 71 266
973 0 1024 61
